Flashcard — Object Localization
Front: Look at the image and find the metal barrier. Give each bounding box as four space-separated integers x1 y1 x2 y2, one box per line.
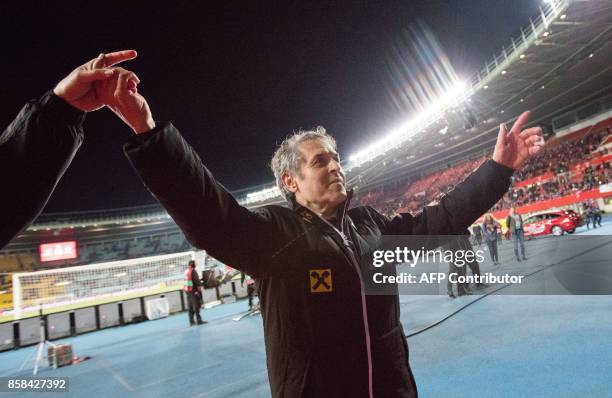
0 283 247 352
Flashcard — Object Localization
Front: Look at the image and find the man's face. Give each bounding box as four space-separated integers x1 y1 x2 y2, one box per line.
290 139 347 213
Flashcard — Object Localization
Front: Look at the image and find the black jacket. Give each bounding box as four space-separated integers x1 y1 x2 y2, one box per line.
0 91 85 248
124 122 514 397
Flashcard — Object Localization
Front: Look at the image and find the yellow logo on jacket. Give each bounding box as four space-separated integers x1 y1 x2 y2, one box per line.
309 269 333 293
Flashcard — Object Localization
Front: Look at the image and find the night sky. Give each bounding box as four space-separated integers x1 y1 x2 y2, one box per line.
1 1 540 212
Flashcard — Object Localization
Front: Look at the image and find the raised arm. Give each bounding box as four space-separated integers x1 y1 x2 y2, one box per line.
123 124 286 277
370 111 544 236
0 50 137 248
100 68 287 277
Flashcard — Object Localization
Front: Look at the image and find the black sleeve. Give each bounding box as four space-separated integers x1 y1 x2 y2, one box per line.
192 270 202 289
123 122 288 278
368 159 513 237
0 91 85 248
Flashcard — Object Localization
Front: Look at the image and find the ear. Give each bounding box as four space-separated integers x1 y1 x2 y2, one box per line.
282 171 299 194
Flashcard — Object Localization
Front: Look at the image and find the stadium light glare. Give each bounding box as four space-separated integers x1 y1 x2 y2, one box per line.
519 54 526 59
501 70 507 75
560 14 566 20
484 85 489 89
241 185 283 204
347 80 467 167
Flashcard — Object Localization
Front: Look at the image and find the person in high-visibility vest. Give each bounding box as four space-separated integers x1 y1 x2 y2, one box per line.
183 260 206 326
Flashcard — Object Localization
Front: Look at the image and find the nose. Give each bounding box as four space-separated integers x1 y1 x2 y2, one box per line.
328 158 344 178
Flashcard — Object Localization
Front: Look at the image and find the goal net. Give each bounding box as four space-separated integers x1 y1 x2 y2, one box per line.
11 251 196 319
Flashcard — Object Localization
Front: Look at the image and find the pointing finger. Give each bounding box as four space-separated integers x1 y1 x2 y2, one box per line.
509 111 531 136
102 50 138 67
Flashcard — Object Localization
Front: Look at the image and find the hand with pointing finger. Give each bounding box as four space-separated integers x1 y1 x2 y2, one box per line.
53 50 137 112
492 111 545 170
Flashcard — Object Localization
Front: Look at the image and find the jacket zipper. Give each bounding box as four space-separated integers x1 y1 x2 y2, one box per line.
317 201 374 398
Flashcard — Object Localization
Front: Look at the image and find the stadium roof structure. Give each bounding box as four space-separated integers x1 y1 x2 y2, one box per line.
15 0 612 234
235 0 612 205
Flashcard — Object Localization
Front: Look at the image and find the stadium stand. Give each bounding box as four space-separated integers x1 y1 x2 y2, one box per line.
357 120 611 217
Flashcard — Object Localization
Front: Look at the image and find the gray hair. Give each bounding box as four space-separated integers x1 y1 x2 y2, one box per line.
270 126 337 201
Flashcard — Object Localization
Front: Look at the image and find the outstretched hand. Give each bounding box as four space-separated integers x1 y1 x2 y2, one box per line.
492 111 545 170
53 50 137 112
96 67 155 134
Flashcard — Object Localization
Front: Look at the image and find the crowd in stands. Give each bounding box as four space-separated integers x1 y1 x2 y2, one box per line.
514 128 609 180
357 156 488 218
359 126 611 216
491 161 611 211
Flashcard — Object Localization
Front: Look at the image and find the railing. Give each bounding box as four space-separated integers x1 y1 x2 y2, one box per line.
469 0 570 88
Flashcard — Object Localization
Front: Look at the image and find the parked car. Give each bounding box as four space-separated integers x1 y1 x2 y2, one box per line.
523 209 583 237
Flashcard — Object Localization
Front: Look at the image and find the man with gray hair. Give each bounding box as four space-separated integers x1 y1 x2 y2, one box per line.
101 64 544 397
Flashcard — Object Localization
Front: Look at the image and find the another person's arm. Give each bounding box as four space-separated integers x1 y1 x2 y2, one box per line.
0 50 137 248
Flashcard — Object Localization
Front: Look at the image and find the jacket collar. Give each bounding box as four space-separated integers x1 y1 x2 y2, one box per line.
291 189 354 229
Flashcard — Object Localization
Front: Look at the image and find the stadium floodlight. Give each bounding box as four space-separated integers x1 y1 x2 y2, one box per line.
347 80 468 168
